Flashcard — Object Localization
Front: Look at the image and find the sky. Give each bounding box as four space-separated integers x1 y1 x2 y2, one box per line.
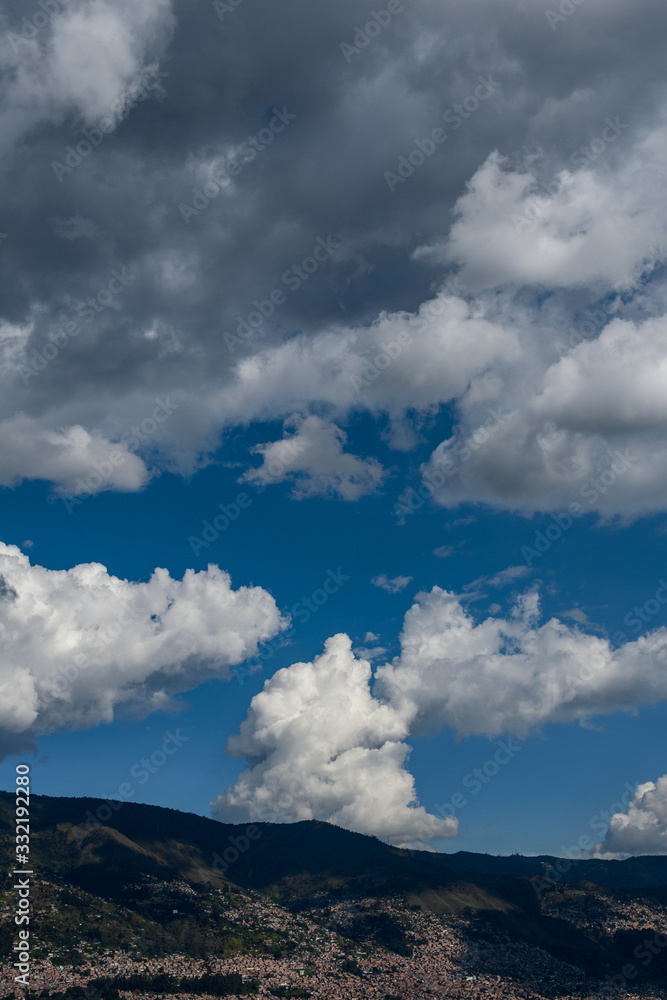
1 0 667 859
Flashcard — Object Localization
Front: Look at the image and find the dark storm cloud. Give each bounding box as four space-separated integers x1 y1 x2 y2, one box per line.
1 0 667 483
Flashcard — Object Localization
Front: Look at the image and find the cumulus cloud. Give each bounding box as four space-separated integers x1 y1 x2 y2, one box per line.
418 127 667 293
0 543 287 749
377 587 667 739
595 776 667 857
240 414 386 500
420 311 667 516
213 634 456 847
215 584 667 846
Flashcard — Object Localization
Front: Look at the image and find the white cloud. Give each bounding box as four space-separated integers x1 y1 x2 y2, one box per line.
3 283 518 500
0 415 149 494
421 312 667 516
240 414 386 500
418 126 667 292
214 584 667 847
376 587 667 739
0 543 287 744
433 545 455 559
224 293 518 436
371 573 413 594
477 566 532 589
562 607 590 625
595 776 667 857
354 631 388 660
212 634 456 847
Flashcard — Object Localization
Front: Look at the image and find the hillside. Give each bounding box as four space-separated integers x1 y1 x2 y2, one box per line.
2 792 667 998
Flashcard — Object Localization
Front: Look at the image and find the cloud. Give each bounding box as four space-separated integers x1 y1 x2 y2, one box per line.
1 0 667 522
465 565 531 590
0 0 174 154
418 128 667 292
215 583 667 847
376 587 667 739
595 776 667 857
240 414 386 500
353 631 388 660
562 607 590 625
433 545 455 559
212 634 456 847
420 308 667 516
0 415 149 494
0 543 287 749
371 574 413 594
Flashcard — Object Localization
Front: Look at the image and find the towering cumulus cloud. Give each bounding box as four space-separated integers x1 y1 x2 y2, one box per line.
212 634 456 847
217 587 667 846
595 776 667 857
0 543 287 755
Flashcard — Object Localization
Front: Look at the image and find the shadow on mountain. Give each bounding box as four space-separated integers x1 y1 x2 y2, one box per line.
2 790 667 990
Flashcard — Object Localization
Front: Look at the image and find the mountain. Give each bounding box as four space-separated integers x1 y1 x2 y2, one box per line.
2 791 667 997
3 790 666 898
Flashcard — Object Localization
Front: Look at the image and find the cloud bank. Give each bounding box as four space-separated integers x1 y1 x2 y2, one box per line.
3 0 667 517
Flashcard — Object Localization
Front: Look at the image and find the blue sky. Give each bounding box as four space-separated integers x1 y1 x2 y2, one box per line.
2 0 667 859
2 416 667 856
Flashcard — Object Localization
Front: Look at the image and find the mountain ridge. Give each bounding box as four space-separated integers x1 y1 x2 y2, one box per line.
3 789 666 893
